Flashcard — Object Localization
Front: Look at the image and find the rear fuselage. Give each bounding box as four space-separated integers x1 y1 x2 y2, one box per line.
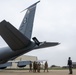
0 42 35 64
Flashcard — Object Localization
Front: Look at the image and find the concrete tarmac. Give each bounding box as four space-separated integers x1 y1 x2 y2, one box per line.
0 70 76 75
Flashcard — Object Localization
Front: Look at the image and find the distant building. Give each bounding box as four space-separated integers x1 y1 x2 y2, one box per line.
72 62 76 68
62 62 76 69
8 55 38 69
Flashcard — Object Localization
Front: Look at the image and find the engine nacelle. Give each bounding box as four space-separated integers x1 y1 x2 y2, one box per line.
17 61 30 68
0 62 12 69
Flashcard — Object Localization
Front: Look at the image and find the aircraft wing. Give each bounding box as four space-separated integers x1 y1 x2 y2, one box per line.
34 41 59 50
0 20 31 51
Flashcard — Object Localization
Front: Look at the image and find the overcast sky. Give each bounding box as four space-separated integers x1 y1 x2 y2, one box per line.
0 0 76 67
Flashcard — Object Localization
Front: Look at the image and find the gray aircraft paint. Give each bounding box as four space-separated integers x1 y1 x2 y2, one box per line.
0 1 59 68
19 1 38 39
0 1 38 64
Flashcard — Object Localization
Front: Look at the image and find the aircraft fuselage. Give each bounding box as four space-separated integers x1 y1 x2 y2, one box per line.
0 42 35 64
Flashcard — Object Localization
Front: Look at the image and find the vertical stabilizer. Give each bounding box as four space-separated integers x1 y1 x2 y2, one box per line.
19 1 40 39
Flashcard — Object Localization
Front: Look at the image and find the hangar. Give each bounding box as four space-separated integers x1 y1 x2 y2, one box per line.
8 55 38 69
72 62 76 68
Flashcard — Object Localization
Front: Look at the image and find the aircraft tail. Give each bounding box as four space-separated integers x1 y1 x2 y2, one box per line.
19 1 40 40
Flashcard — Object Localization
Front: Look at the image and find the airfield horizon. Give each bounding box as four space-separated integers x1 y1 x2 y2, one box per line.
0 69 76 75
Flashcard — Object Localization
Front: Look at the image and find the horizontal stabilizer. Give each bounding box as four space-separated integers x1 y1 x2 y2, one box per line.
0 20 31 50
34 42 59 49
